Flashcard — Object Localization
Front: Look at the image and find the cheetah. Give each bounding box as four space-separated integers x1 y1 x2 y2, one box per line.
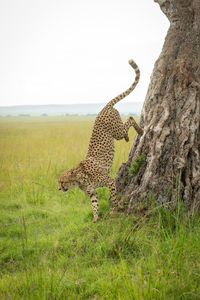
58 59 143 222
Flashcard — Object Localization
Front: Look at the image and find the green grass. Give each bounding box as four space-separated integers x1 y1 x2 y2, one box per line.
0 116 200 299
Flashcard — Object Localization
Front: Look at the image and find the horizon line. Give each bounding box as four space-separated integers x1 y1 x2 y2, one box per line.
0 101 144 108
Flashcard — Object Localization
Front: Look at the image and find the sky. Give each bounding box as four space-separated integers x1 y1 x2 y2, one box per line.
0 0 169 107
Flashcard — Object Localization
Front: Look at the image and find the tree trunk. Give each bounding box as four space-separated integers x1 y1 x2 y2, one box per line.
116 0 200 213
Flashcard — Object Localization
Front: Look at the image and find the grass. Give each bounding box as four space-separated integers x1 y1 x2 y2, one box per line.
0 116 200 299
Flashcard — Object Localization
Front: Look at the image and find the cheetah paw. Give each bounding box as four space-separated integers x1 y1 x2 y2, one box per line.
110 209 118 215
124 135 129 142
93 215 98 222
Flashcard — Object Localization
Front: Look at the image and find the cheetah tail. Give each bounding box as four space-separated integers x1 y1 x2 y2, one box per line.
106 59 140 107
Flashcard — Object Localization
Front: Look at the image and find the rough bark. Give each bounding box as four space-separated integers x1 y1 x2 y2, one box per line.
116 0 200 213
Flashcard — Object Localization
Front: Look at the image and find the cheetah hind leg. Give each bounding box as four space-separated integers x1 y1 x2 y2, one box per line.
123 116 144 139
112 113 143 143
129 116 144 136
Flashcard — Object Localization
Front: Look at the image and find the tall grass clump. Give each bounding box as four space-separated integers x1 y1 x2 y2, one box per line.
0 116 200 299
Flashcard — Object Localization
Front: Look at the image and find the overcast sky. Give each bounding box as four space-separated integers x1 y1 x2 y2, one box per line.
0 0 169 107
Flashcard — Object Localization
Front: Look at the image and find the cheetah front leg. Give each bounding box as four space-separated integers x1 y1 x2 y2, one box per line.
85 187 99 222
105 177 119 214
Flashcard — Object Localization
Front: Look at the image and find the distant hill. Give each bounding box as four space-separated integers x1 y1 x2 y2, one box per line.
0 102 143 117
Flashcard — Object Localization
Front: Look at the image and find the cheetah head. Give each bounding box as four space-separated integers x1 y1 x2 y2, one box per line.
58 169 79 192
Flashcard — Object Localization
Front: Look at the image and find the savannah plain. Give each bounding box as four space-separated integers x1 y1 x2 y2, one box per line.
0 116 200 299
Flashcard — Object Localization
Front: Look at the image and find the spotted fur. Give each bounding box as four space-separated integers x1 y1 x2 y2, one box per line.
58 59 143 222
